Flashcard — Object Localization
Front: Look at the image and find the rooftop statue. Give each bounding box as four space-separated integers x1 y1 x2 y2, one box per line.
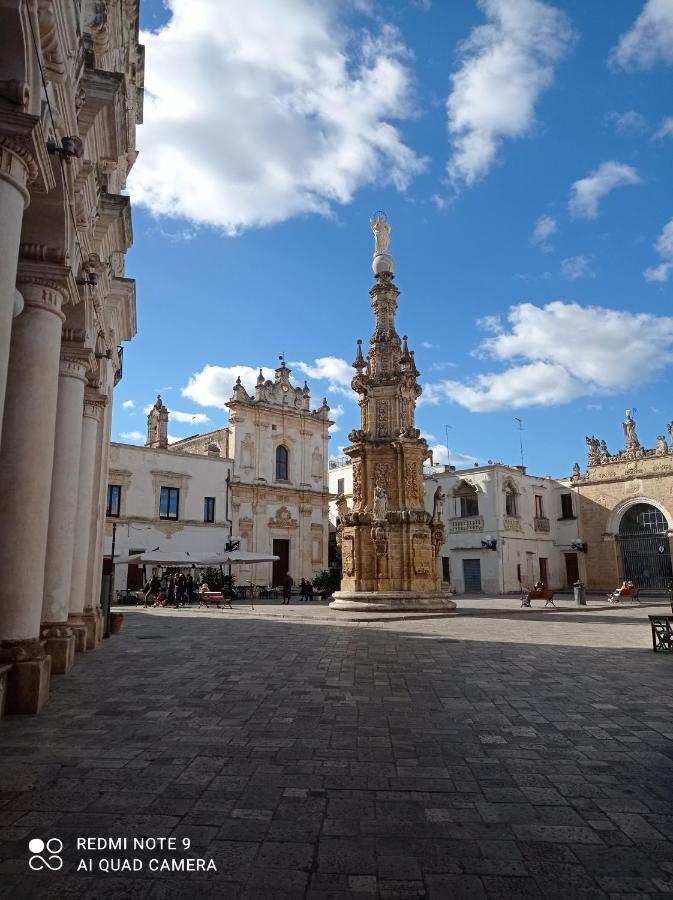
371 212 391 256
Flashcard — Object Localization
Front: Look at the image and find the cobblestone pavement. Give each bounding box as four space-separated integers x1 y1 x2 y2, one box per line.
1 603 672 899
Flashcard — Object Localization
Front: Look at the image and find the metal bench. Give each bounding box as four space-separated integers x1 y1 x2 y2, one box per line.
648 615 673 652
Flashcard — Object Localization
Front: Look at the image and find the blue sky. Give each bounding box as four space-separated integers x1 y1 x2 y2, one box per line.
116 0 673 478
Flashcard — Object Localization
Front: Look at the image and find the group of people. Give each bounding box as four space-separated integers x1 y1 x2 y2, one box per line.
607 580 636 604
141 572 208 608
280 573 315 604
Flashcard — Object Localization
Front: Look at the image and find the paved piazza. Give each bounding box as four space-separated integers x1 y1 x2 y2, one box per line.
1 600 673 899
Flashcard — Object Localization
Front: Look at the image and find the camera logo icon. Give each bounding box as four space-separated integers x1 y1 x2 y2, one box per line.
28 837 63 871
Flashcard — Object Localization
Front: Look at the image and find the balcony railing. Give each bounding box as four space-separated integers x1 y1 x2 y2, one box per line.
503 515 522 531
534 516 550 533
329 456 350 470
450 516 484 532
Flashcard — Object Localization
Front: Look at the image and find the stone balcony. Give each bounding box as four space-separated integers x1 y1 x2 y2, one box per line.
534 516 550 533
503 515 522 531
449 516 484 532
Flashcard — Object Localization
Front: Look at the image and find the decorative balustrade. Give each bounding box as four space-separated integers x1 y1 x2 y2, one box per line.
534 516 550 533
503 515 522 531
450 516 484 532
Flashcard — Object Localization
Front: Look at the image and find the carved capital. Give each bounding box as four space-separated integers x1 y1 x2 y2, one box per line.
83 398 106 421
15 279 65 320
59 356 88 382
0 136 36 201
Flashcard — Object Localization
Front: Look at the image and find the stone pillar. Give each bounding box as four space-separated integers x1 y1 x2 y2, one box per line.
69 396 105 650
0 136 33 439
87 385 113 643
0 279 65 713
41 355 88 674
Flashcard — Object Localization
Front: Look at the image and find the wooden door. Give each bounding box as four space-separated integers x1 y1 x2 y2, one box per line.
272 539 290 587
539 557 548 587
564 552 579 587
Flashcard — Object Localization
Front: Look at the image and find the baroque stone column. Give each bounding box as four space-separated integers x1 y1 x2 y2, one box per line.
0 279 65 713
87 382 113 644
0 134 34 438
69 395 105 650
41 354 88 674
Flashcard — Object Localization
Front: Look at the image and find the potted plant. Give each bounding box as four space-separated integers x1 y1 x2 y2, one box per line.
312 569 340 600
109 611 124 634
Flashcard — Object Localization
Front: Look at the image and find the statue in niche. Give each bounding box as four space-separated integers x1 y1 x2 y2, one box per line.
370 212 390 256
431 485 445 524
656 435 668 456
311 447 322 479
373 484 387 521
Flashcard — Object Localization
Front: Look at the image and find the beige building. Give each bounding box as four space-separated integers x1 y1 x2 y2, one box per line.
0 1 143 714
106 361 332 590
568 412 673 592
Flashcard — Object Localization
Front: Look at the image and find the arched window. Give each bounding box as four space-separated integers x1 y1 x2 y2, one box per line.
503 479 519 517
275 445 289 481
452 480 479 518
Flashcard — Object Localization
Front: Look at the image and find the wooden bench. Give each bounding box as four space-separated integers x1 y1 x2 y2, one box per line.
648 615 673 652
198 591 231 610
608 586 641 604
522 590 556 608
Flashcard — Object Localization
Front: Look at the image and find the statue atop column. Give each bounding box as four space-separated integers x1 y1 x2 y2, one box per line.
370 211 394 277
623 409 640 450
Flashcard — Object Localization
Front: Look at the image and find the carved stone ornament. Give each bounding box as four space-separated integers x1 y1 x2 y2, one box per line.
352 463 363 508
373 461 391 490
370 521 388 556
268 505 298 529
241 433 254 469
342 533 355 576
412 532 432 575
376 400 389 436
405 460 420 501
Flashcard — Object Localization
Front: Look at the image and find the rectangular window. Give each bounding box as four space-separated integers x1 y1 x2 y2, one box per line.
534 494 544 517
460 495 479 517
337 477 345 494
159 486 179 520
106 484 121 518
204 497 215 523
560 493 574 518
441 556 451 582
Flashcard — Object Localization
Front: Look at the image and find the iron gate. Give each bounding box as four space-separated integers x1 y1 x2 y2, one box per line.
615 533 673 591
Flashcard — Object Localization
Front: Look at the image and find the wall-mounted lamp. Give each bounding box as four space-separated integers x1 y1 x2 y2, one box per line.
46 136 84 159
95 348 113 360
76 272 98 287
570 540 588 553
481 536 497 551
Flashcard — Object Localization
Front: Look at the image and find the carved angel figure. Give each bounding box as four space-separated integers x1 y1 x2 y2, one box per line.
373 484 387 521
335 494 349 521
623 409 640 447
431 485 445 524
370 213 390 256
586 435 600 464
599 440 610 464
656 435 668 456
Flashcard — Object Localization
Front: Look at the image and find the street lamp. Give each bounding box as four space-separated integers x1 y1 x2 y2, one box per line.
481 535 497 551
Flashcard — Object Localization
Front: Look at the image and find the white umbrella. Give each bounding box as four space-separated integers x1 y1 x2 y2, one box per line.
200 551 279 565
115 550 203 566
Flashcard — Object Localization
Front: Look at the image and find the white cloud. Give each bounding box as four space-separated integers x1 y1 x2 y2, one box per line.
446 0 574 186
653 116 673 139
182 365 275 407
420 301 673 411
610 0 673 70
328 404 345 433
531 214 557 251
167 435 181 445
568 161 640 219
121 399 135 409
120 431 145 443
644 217 673 282
128 0 425 234
420 341 436 349
289 356 353 397
606 110 648 135
169 410 211 424
430 361 458 371
429 443 480 468
561 254 595 280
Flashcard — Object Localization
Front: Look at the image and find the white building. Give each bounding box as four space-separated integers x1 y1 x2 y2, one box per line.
0 1 143 714
329 461 581 594
105 360 332 591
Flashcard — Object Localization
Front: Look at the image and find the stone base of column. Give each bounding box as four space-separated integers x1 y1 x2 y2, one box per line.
67 614 90 652
40 623 76 675
329 591 457 613
0 639 51 715
94 606 103 645
82 607 100 650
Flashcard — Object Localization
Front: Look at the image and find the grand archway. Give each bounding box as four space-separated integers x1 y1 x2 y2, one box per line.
616 502 673 591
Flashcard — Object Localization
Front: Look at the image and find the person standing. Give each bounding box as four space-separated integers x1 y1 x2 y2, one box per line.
167 574 176 606
176 572 186 607
186 573 194 606
282 572 294 605
299 578 307 601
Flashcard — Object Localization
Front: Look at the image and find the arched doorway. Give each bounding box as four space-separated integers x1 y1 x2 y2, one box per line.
616 502 673 591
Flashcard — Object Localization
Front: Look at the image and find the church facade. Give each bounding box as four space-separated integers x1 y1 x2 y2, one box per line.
568 412 673 592
105 360 332 590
